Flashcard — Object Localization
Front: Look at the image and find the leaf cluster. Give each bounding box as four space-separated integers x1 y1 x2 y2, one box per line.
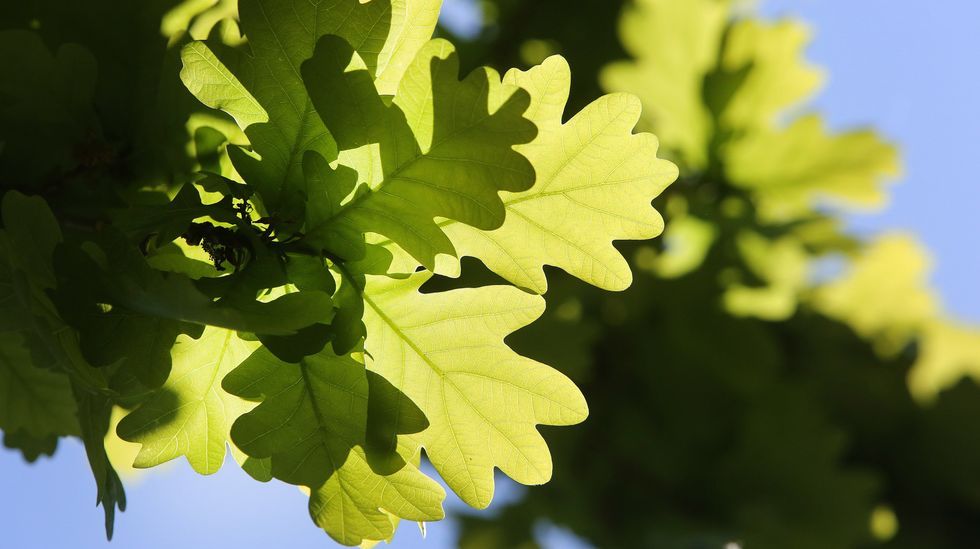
0 0 675 544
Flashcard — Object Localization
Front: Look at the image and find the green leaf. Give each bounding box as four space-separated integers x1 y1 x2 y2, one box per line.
308 443 444 546
51 281 197 389
0 31 99 186
3 430 59 463
73 387 127 540
179 40 268 129
437 56 677 293
162 0 242 41
180 0 398 225
145 242 222 280
0 236 23 332
722 232 809 321
223 346 444 545
255 254 339 361
256 322 335 364
812 234 938 355
724 115 900 220
56 238 333 337
0 332 80 438
362 273 588 507
223 348 374 487
103 317 190 389
329 264 369 355
300 36 536 268
117 328 259 475
2 191 63 289
600 0 729 168
909 321 980 402
285 254 337 295
1 193 108 390
373 0 443 95
364 370 429 471
716 19 824 133
112 183 239 247
633 209 718 279
240 455 273 482
10 270 109 391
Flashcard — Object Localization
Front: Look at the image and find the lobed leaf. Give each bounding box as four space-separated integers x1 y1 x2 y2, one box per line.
600 0 729 168
301 36 536 268
223 346 444 545
117 328 259 475
362 273 588 508
716 19 824 133
724 115 900 220
180 0 402 226
812 234 938 355
0 332 80 438
73 388 128 540
437 56 677 293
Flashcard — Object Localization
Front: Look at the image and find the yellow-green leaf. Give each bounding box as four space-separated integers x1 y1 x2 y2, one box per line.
362 273 588 508
909 321 980 402
601 0 729 168
725 115 900 221
812 235 938 355
223 346 444 545
117 328 259 475
437 56 676 293
718 19 824 132
0 331 79 438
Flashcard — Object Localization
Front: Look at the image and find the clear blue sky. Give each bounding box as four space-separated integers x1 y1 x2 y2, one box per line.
3 1 979 548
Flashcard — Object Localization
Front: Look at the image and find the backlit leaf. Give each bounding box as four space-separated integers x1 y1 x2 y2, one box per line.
437 55 676 292
362 273 588 507
117 328 259 475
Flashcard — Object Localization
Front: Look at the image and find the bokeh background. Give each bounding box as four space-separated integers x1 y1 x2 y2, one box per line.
3 1 980 548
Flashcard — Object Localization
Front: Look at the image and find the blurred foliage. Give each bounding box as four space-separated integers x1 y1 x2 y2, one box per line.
0 0 217 188
444 0 980 548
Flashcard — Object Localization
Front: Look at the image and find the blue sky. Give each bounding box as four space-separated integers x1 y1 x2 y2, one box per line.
3 1 979 548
